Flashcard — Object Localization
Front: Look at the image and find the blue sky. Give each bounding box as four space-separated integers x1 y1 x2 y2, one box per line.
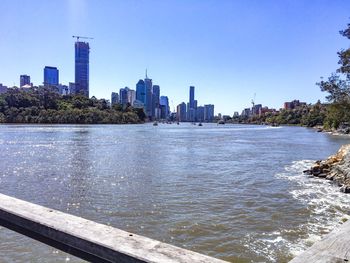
0 0 349 114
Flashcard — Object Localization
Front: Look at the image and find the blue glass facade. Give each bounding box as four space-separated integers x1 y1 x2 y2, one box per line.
75 41 90 97
136 79 146 105
44 66 59 86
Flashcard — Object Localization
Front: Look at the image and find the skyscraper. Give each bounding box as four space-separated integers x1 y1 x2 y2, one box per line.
20 75 31 87
204 104 215 122
136 79 146 106
188 86 196 122
189 86 195 108
75 41 90 97
127 89 136 106
111 92 119 106
44 66 59 87
144 71 153 119
119 87 129 106
177 102 187 122
152 85 160 119
160 96 169 119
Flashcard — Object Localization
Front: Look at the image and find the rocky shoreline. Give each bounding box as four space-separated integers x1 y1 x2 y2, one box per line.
303 144 350 193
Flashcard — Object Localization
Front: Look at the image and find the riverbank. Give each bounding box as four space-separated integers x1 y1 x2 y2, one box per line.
304 144 350 193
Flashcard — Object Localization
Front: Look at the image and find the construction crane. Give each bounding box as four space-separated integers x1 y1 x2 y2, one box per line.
72 35 94 41
251 93 256 116
251 93 256 109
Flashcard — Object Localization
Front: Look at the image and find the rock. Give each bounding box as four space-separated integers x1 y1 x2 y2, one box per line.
311 166 321 176
305 144 350 194
340 185 350 193
303 169 312 175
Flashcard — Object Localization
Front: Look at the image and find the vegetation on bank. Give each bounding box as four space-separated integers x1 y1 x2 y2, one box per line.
233 22 350 130
0 88 146 124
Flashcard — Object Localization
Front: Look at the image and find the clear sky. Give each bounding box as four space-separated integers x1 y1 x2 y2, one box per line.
0 0 349 115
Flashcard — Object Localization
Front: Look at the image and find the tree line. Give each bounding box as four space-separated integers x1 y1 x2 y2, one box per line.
0 88 146 124
232 22 350 130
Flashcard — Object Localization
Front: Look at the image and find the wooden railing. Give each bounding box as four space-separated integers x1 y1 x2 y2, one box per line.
0 193 227 263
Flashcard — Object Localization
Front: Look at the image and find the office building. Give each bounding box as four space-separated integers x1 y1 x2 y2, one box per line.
177 102 187 122
119 87 129 105
144 72 153 119
44 66 59 87
111 92 119 106
136 80 146 105
196 106 205 122
20 75 31 87
160 96 169 119
75 41 90 97
204 104 214 122
152 85 160 119
187 86 196 122
127 89 136 106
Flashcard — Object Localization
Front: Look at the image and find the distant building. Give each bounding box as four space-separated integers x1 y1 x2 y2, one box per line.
0 84 8 94
284 100 307 110
44 66 59 87
128 89 136 106
241 108 251 117
136 79 146 106
58 84 69 95
111 92 119 106
160 96 169 119
69 82 76 94
252 104 262 116
152 85 160 119
177 102 187 122
119 87 129 105
204 104 214 122
75 41 90 97
196 106 205 122
144 72 153 119
133 100 144 109
233 112 239 117
20 75 31 87
187 86 196 122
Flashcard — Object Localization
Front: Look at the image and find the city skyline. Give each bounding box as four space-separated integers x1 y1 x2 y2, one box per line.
0 1 350 114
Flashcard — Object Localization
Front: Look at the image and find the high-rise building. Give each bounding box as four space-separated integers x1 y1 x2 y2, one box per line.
160 96 169 119
44 66 59 87
196 106 205 122
20 75 31 87
136 79 146 105
144 72 153 119
127 89 136 106
119 87 129 105
187 86 196 122
152 85 160 119
204 104 215 122
189 86 195 108
75 41 90 97
177 102 187 122
111 92 119 106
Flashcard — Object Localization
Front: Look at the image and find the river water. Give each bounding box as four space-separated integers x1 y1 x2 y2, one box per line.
0 124 350 262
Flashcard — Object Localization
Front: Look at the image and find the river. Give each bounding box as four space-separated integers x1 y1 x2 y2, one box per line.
0 123 350 262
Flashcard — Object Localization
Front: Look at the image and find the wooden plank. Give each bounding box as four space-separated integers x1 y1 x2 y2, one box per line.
0 193 227 263
289 220 350 263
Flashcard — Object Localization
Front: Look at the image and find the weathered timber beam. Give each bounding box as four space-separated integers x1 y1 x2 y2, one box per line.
289 220 350 263
0 193 227 263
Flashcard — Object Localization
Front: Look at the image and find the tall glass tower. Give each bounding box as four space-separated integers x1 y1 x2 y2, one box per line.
75 41 90 97
44 66 59 86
